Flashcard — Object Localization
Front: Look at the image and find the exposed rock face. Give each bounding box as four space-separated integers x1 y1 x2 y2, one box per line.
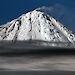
0 10 75 44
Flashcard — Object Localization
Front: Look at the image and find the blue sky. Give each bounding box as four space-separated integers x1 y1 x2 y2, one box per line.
0 0 75 33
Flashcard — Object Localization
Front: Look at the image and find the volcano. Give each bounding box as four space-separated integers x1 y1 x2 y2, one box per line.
0 10 75 48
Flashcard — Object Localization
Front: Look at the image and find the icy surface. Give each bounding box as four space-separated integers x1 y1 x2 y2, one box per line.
0 10 75 47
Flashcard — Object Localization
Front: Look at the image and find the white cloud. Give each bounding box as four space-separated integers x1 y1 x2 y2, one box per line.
36 6 54 11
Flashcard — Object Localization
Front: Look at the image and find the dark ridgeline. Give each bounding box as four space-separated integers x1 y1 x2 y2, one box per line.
0 40 75 56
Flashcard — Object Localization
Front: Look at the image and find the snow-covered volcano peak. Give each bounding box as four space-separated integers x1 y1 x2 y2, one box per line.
0 10 75 45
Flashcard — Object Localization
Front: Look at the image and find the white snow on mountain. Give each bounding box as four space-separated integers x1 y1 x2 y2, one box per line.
0 10 75 46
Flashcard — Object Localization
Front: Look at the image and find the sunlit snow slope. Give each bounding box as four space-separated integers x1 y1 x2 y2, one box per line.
0 10 75 44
